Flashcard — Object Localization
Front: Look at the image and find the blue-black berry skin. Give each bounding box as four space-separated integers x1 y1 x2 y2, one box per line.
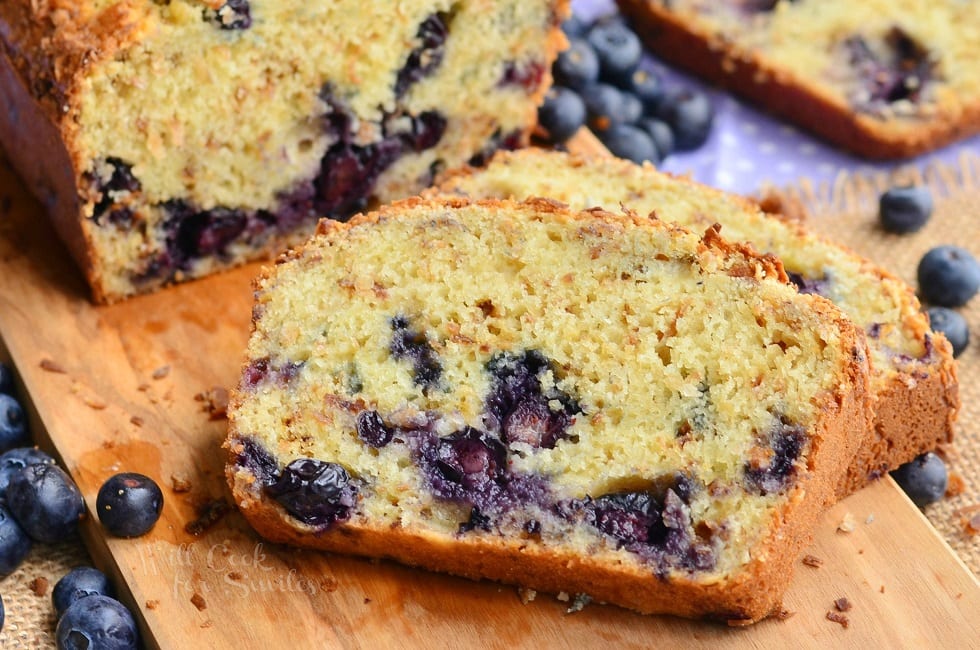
588 20 643 85
656 89 714 151
96 473 164 538
890 452 947 507
627 68 664 112
0 592 4 633
561 14 590 39
538 87 586 144
927 307 970 357
581 83 628 131
0 394 29 454
599 124 660 165
53 566 115 617
879 186 933 234
0 505 31 576
0 363 15 396
0 447 56 498
553 39 599 90
917 245 980 307
56 594 138 650
6 464 84 543
639 118 674 159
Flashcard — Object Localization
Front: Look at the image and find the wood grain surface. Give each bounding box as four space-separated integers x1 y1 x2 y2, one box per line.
1 148 978 648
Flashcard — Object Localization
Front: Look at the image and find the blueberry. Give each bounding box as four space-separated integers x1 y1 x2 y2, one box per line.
0 592 3 633
891 452 947 507
627 68 665 111
390 316 443 392
619 91 644 125
587 20 643 85
638 118 674 159
656 89 714 151
744 420 805 495
599 124 660 164
56 594 138 650
0 505 31 576
0 363 15 395
917 245 980 307
927 307 970 357
204 0 252 30
879 186 933 234
96 473 164 538
553 39 599 90
0 447 56 498
0 394 28 454
395 13 449 97
355 410 394 448
6 464 84 543
581 83 628 131
561 15 590 39
53 566 115 617
265 459 358 528
537 87 586 143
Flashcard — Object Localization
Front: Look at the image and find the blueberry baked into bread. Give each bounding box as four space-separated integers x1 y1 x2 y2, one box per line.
436 150 959 496
0 0 567 303
616 0 980 159
226 197 873 622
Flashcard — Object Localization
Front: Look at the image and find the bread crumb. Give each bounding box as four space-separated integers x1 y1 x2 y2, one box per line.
864 513 874 525
130 415 144 427
196 387 229 420
880 585 885 594
837 513 856 533
773 608 795 621
556 591 570 602
184 499 230 536
29 577 49 597
802 554 823 568
517 587 537 604
227 571 243 581
191 593 207 611
566 593 591 614
363 597 371 604
826 611 850 628
170 474 193 493
138 383 151 392
200 620 213 628
152 365 170 380
84 395 108 410
146 600 160 610
945 472 965 498
834 597 852 612
40 359 66 373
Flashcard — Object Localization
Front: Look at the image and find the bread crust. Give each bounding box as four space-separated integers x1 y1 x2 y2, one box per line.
227 196 874 623
616 0 980 160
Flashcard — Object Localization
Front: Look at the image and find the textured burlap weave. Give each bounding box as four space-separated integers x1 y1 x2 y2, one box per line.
779 151 980 575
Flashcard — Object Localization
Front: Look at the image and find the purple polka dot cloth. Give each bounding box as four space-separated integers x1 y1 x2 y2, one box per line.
572 0 980 195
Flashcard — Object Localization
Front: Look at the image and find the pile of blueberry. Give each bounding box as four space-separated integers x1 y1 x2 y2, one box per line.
878 185 978 506
537 12 713 164
0 361 165 647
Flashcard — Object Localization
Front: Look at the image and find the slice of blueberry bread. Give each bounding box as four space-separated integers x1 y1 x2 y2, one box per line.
434 149 959 496
226 197 872 622
616 0 980 159
0 0 567 303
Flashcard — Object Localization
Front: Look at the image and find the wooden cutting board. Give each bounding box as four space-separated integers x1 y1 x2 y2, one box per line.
0 148 978 649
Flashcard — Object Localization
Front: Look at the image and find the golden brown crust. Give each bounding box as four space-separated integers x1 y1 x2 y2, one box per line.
616 0 980 160
227 196 874 623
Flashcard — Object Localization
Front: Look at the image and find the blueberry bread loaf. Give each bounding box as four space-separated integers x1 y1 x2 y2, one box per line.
226 197 872 622
616 0 980 159
0 1 567 303
435 150 959 496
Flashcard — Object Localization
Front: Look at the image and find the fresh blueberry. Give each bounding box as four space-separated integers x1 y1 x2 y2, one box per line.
656 89 714 151
599 124 660 164
891 452 947 507
917 245 980 307
619 91 644 125
627 68 664 111
6 464 84 543
538 87 587 143
53 566 115 617
0 447 56 498
0 505 31 575
927 307 970 357
561 14 590 39
553 39 599 90
96 473 164 538
588 20 643 85
879 186 933 234
639 118 674 159
581 83 628 131
0 363 14 396
56 594 139 650
0 394 28 454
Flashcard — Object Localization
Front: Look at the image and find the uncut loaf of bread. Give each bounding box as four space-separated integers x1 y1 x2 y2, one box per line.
616 0 980 159
226 197 873 622
0 0 566 303
436 150 959 496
